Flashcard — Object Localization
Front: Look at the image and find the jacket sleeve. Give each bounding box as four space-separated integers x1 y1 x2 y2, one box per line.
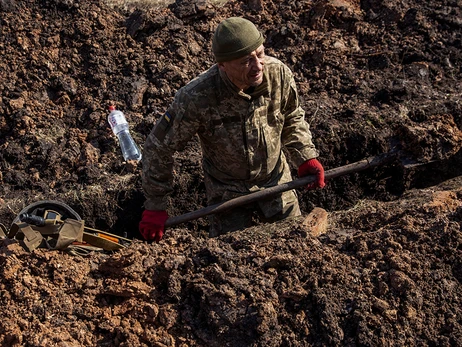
280 65 319 167
141 88 201 210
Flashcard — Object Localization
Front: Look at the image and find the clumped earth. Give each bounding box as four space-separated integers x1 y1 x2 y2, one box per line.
0 0 461 346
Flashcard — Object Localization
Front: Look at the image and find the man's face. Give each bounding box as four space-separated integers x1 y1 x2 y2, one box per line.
218 45 265 91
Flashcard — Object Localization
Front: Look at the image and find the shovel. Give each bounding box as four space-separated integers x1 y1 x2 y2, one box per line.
165 151 402 228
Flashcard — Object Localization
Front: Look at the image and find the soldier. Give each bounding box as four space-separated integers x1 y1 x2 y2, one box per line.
139 17 325 242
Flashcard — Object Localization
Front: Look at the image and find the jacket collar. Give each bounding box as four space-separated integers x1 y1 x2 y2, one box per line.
219 67 270 100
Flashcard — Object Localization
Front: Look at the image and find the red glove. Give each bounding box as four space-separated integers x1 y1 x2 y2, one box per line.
139 210 168 242
298 158 326 190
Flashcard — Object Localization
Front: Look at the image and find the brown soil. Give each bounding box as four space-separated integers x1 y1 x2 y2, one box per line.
0 0 461 346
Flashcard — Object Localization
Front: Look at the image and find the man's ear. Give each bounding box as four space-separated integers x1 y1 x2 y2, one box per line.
217 62 226 71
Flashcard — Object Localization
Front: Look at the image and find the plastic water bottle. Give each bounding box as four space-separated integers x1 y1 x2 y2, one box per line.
108 106 142 161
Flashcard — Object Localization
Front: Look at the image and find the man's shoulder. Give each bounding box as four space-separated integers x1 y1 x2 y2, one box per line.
171 65 220 111
263 56 294 85
264 55 292 74
264 55 289 67
181 65 220 95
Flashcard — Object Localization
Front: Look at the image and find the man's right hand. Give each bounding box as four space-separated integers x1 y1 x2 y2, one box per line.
139 210 169 242
298 158 326 190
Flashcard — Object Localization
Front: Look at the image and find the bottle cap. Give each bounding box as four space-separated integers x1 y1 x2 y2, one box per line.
109 105 116 111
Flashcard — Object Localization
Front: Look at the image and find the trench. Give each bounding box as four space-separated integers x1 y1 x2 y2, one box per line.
105 147 462 240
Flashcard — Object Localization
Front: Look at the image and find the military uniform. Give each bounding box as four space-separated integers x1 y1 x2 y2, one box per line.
142 56 319 235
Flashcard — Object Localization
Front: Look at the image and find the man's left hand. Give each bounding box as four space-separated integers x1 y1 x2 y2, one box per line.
298 158 326 190
139 210 169 242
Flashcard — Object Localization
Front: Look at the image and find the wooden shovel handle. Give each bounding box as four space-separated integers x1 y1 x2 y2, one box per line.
165 152 396 228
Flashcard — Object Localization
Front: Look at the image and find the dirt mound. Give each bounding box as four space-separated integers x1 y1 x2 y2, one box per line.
1 177 461 346
0 0 461 346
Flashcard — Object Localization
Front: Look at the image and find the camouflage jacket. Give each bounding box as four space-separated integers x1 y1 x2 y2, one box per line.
142 56 319 210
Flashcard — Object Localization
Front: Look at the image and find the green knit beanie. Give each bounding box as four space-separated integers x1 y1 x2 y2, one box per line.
212 17 264 63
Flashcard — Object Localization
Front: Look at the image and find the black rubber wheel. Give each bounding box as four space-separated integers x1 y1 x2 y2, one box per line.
13 200 81 224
